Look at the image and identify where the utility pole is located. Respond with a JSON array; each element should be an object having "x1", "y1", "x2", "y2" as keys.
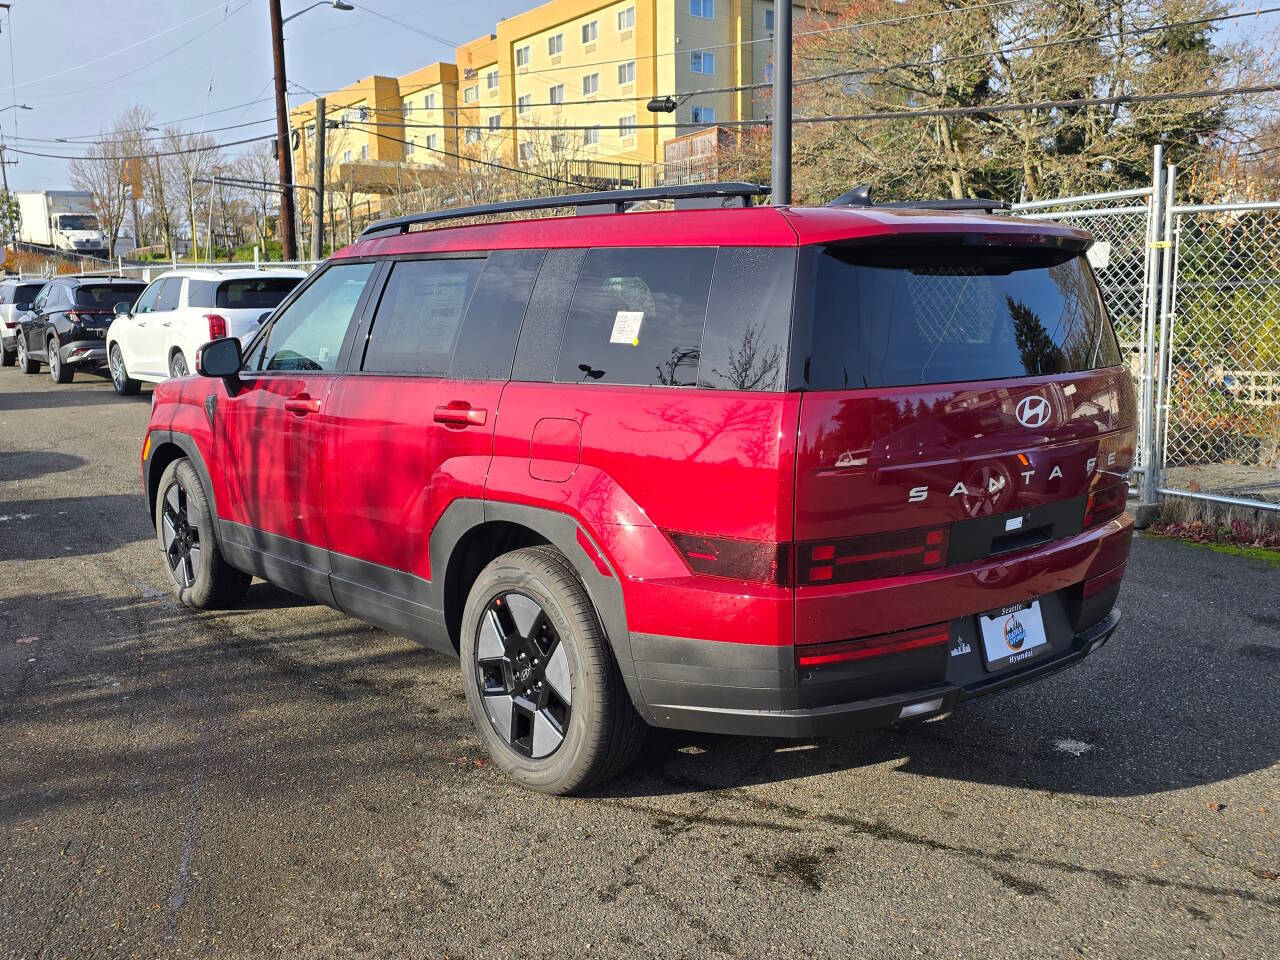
[
  {"x1": 269, "y1": 0, "x2": 298, "y2": 260},
  {"x1": 770, "y1": 0, "x2": 792, "y2": 205},
  {"x1": 0, "y1": 143, "x2": 11, "y2": 244},
  {"x1": 311, "y1": 96, "x2": 325, "y2": 260}
]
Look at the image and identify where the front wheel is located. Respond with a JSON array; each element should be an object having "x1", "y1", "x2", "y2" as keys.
[
  {"x1": 460, "y1": 546, "x2": 646, "y2": 794},
  {"x1": 155, "y1": 457, "x2": 251, "y2": 608},
  {"x1": 17, "y1": 335, "x2": 38, "y2": 374},
  {"x1": 109, "y1": 343, "x2": 141, "y2": 396},
  {"x1": 48, "y1": 337, "x2": 72, "y2": 384}
]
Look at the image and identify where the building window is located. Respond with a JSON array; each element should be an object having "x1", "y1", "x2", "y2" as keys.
[
  {"x1": 516, "y1": 45, "x2": 531, "y2": 67},
  {"x1": 582, "y1": 72, "x2": 599, "y2": 95},
  {"x1": 619, "y1": 114, "x2": 636, "y2": 137},
  {"x1": 463, "y1": 85, "x2": 479, "y2": 103},
  {"x1": 465, "y1": 127, "x2": 481, "y2": 144},
  {"x1": 425, "y1": 133, "x2": 438, "y2": 150},
  {"x1": 518, "y1": 94, "x2": 532, "y2": 114},
  {"x1": 359, "y1": 144, "x2": 369, "y2": 159},
  {"x1": 764, "y1": 6, "x2": 774, "y2": 30},
  {"x1": 401, "y1": 103, "x2": 411, "y2": 120},
  {"x1": 519, "y1": 142, "x2": 533, "y2": 164},
  {"x1": 690, "y1": 51, "x2": 715, "y2": 75},
  {"x1": 548, "y1": 33, "x2": 563, "y2": 56},
  {"x1": 581, "y1": 20, "x2": 598, "y2": 43},
  {"x1": 423, "y1": 93, "x2": 436, "y2": 110},
  {"x1": 583, "y1": 126, "x2": 600, "y2": 145},
  {"x1": 618, "y1": 6, "x2": 634, "y2": 29},
  {"x1": 549, "y1": 84, "x2": 565, "y2": 105},
  {"x1": 404, "y1": 140, "x2": 414, "y2": 158},
  {"x1": 691, "y1": 105, "x2": 715, "y2": 124},
  {"x1": 690, "y1": 0, "x2": 714, "y2": 19},
  {"x1": 551, "y1": 133, "x2": 566, "y2": 152},
  {"x1": 618, "y1": 60, "x2": 635, "y2": 85},
  {"x1": 486, "y1": 69, "x2": 499, "y2": 90},
  {"x1": 488, "y1": 114, "x2": 501, "y2": 130},
  {"x1": 342, "y1": 149, "x2": 352, "y2": 163}
]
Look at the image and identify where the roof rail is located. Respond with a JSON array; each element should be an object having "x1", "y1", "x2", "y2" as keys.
[
  {"x1": 827, "y1": 184, "x2": 1010, "y2": 212},
  {"x1": 360, "y1": 181, "x2": 771, "y2": 238}
]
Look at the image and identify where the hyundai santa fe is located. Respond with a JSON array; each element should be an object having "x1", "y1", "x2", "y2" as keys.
[{"x1": 140, "y1": 183, "x2": 1135, "y2": 794}]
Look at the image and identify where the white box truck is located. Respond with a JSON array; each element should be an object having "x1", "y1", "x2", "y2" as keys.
[{"x1": 16, "y1": 190, "x2": 108, "y2": 258}]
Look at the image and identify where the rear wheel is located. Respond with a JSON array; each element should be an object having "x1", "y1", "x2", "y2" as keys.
[
  {"x1": 48, "y1": 336, "x2": 72, "y2": 384},
  {"x1": 155, "y1": 457, "x2": 251, "y2": 608},
  {"x1": 1, "y1": 343, "x2": 14, "y2": 367},
  {"x1": 169, "y1": 350, "x2": 189, "y2": 379},
  {"x1": 17, "y1": 335, "x2": 38, "y2": 374},
  {"x1": 109, "y1": 343, "x2": 140, "y2": 396},
  {"x1": 460, "y1": 546, "x2": 645, "y2": 794}
]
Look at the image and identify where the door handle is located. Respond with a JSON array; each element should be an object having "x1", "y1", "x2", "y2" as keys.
[
  {"x1": 433, "y1": 403, "x2": 487, "y2": 427},
  {"x1": 284, "y1": 394, "x2": 322, "y2": 415}
]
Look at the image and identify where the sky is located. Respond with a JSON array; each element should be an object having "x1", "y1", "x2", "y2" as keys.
[{"x1": 2, "y1": 0, "x2": 536, "y2": 191}]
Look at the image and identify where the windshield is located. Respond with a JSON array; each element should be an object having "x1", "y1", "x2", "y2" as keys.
[
  {"x1": 57, "y1": 214, "x2": 99, "y2": 231},
  {"x1": 75, "y1": 283, "x2": 145, "y2": 308},
  {"x1": 796, "y1": 243, "x2": 1121, "y2": 389}
]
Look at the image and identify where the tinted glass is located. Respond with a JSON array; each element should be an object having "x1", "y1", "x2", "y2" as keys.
[
  {"x1": 134, "y1": 279, "x2": 164, "y2": 314},
  {"x1": 450, "y1": 249, "x2": 544, "y2": 379},
  {"x1": 186, "y1": 279, "x2": 216, "y2": 309},
  {"x1": 699, "y1": 247, "x2": 795, "y2": 391},
  {"x1": 554, "y1": 246, "x2": 716, "y2": 387},
  {"x1": 362, "y1": 258, "x2": 485, "y2": 375},
  {"x1": 258, "y1": 261, "x2": 374, "y2": 372},
  {"x1": 512, "y1": 248, "x2": 586, "y2": 382},
  {"x1": 153, "y1": 277, "x2": 183, "y2": 312},
  {"x1": 797, "y1": 245, "x2": 1121, "y2": 390},
  {"x1": 217, "y1": 277, "x2": 301, "y2": 309},
  {"x1": 16, "y1": 283, "x2": 44, "y2": 304},
  {"x1": 74, "y1": 283, "x2": 146, "y2": 308}
]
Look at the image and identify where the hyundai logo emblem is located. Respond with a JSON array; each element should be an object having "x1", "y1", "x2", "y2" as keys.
[{"x1": 1015, "y1": 395, "x2": 1052, "y2": 428}]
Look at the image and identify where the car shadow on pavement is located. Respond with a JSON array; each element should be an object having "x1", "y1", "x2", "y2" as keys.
[
  {"x1": 0, "y1": 383, "x2": 147, "y2": 411},
  {"x1": 0, "y1": 451, "x2": 87, "y2": 482},
  {"x1": 0, "y1": 494, "x2": 151, "y2": 559}
]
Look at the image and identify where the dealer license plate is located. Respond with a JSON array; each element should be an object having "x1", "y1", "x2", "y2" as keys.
[{"x1": 979, "y1": 600, "x2": 1048, "y2": 671}]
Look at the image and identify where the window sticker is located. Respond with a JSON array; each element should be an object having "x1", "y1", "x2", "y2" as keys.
[{"x1": 610, "y1": 309, "x2": 644, "y2": 345}]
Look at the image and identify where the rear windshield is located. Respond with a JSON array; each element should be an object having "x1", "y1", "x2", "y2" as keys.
[
  {"x1": 216, "y1": 277, "x2": 300, "y2": 309},
  {"x1": 75, "y1": 283, "x2": 145, "y2": 308},
  {"x1": 795, "y1": 243, "x2": 1121, "y2": 390},
  {"x1": 16, "y1": 283, "x2": 44, "y2": 302}
]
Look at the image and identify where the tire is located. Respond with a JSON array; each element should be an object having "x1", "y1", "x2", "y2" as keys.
[
  {"x1": 48, "y1": 336, "x2": 72, "y2": 384},
  {"x1": 17, "y1": 334, "x2": 38, "y2": 374},
  {"x1": 108, "y1": 343, "x2": 141, "y2": 396},
  {"x1": 169, "y1": 350, "x2": 189, "y2": 379},
  {"x1": 460, "y1": 545, "x2": 646, "y2": 794},
  {"x1": 1, "y1": 344, "x2": 14, "y2": 367},
  {"x1": 155, "y1": 457, "x2": 252, "y2": 608}
]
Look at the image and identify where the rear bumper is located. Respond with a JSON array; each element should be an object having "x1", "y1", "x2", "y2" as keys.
[
  {"x1": 58, "y1": 339, "x2": 107, "y2": 366},
  {"x1": 637, "y1": 609, "x2": 1119, "y2": 738}
]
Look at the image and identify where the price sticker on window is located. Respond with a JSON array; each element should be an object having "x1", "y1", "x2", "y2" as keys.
[{"x1": 610, "y1": 310, "x2": 643, "y2": 346}]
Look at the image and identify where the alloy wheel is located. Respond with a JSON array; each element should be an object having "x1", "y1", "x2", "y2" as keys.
[
  {"x1": 17, "y1": 337, "x2": 26, "y2": 368},
  {"x1": 170, "y1": 353, "x2": 188, "y2": 378},
  {"x1": 473, "y1": 592, "x2": 573, "y2": 759},
  {"x1": 161, "y1": 481, "x2": 201, "y2": 588},
  {"x1": 110, "y1": 345, "x2": 125, "y2": 389},
  {"x1": 48, "y1": 341, "x2": 59, "y2": 380}
]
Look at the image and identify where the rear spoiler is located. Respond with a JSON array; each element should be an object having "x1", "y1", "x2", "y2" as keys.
[{"x1": 828, "y1": 184, "x2": 1012, "y2": 212}]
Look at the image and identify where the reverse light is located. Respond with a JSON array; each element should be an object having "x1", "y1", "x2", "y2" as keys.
[
  {"x1": 205, "y1": 314, "x2": 228, "y2": 340},
  {"x1": 1084, "y1": 481, "x2": 1128, "y2": 528},
  {"x1": 797, "y1": 623, "x2": 950, "y2": 668},
  {"x1": 795, "y1": 524, "x2": 950, "y2": 586},
  {"x1": 667, "y1": 532, "x2": 791, "y2": 586}
]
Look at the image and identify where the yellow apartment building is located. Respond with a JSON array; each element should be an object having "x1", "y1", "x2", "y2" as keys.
[{"x1": 290, "y1": 0, "x2": 811, "y2": 228}]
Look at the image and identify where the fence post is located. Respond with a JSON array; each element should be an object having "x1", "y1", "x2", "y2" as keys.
[
  {"x1": 1138, "y1": 145, "x2": 1165, "y2": 503},
  {"x1": 253, "y1": 245, "x2": 260, "y2": 270},
  {"x1": 1152, "y1": 163, "x2": 1178, "y2": 496}
]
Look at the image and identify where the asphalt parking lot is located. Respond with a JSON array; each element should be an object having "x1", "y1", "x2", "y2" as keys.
[{"x1": 1, "y1": 368, "x2": 1277, "y2": 960}]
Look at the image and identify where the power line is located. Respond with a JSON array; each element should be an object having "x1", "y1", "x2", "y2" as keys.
[{"x1": 5, "y1": 132, "x2": 277, "y2": 162}]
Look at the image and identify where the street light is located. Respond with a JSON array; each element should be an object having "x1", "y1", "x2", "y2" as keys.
[{"x1": 271, "y1": 0, "x2": 353, "y2": 260}]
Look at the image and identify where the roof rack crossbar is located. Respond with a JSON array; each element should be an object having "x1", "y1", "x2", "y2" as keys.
[
  {"x1": 827, "y1": 185, "x2": 1010, "y2": 212},
  {"x1": 360, "y1": 182, "x2": 770, "y2": 238}
]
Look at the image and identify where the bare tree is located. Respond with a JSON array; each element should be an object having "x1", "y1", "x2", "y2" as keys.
[
  {"x1": 68, "y1": 116, "x2": 135, "y2": 258},
  {"x1": 161, "y1": 126, "x2": 219, "y2": 260}
]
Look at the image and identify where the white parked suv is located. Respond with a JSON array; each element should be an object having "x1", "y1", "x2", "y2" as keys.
[{"x1": 105, "y1": 267, "x2": 304, "y2": 393}]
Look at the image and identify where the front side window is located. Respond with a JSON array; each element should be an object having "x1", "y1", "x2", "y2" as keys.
[
  {"x1": 618, "y1": 60, "x2": 635, "y2": 85},
  {"x1": 362, "y1": 258, "x2": 484, "y2": 375},
  {"x1": 153, "y1": 277, "x2": 183, "y2": 312},
  {"x1": 690, "y1": 0, "x2": 714, "y2": 18},
  {"x1": 554, "y1": 247, "x2": 717, "y2": 387},
  {"x1": 133, "y1": 279, "x2": 164, "y2": 314},
  {"x1": 256, "y1": 262, "x2": 374, "y2": 372},
  {"x1": 548, "y1": 33, "x2": 563, "y2": 55}
]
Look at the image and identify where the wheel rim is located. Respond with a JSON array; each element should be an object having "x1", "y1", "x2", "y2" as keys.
[
  {"x1": 474, "y1": 592, "x2": 573, "y2": 759},
  {"x1": 48, "y1": 342, "x2": 59, "y2": 379},
  {"x1": 17, "y1": 337, "x2": 25, "y2": 366},
  {"x1": 110, "y1": 345, "x2": 125, "y2": 388},
  {"x1": 161, "y1": 481, "x2": 201, "y2": 589},
  {"x1": 171, "y1": 354, "x2": 187, "y2": 378}
]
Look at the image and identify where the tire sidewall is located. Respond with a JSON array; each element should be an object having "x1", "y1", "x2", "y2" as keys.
[
  {"x1": 155, "y1": 458, "x2": 218, "y2": 607},
  {"x1": 460, "y1": 553, "x2": 607, "y2": 792}
]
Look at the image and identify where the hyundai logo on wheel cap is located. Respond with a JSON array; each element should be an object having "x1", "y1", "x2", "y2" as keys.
[{"x1": 1015, "y1": 395, "x2": 1052, "y2": 428}]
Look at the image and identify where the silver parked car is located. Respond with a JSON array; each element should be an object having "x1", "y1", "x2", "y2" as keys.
[{"x1": 0, "y1": 277, "x2": 47, "y2": 367}]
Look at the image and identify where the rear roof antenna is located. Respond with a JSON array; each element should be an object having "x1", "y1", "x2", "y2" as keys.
[{"x1": 827, "y1": 184, "x2": 873, "y2": 207}]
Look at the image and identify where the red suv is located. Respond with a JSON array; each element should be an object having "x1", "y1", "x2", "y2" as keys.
[{"x1": 141, "y1": 183, "x2": 1135, "y2": 793}]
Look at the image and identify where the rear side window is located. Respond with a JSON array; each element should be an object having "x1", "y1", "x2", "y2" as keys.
[
  {"x1": 75, "y1": 283, "x2": 145, "y2": 308},
  {"x1": 699, "y1": 247, "x2": 795, "y2": 390},
  {"x1": 17, "y1": 283, "x2": 44, "y2": 304},
  {"x1": 794, "y1": 244, "x2": 1121, "y2": 390},
  {"x1": 554, "y1": 246, "x2": 716, "y2": 387},
  {"x1": 362, "y1": 258, "x2": 485, "y2": 375},
  {"x1": 218, "y1": 277, "x2": 301, "y2": 309}
]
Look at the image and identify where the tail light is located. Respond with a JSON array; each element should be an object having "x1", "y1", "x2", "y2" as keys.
[
  {"x1": 205, "y1": 314, "x2": 228, "y2": 340},
  {"x1": 1084, "y1": 481, "x2": 1128, "y2": 528},
  {"x1": 795, "y1": 524, "x2": 950, "y2": 586},
  {"x1": 67, "y1": 311, "x2": 84, "y2": 325},
  {"x1": 797, "y1": 622, "x2": 950, "y2": 667},
  {"x1": 667, "y1": 532, "x2": 791, "y2": 586}
]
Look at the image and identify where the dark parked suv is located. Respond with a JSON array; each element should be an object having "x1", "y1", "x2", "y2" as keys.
[
  {"x1": 0, "y1": 278, "x2": 47, "y2": 367},
  {"x1": 17, "y1": 276, "x2": 146, "y2": 382},
  {"x1": 141, "y1": 183, "x2": 1136, "y2": 793}
]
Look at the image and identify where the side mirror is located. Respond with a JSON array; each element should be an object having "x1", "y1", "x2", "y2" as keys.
[
  {"x1": 14, "y1": 301, "x2": 30, "y2": 312},
  {"x1": 257, "y1": 310, "x2": 272, "y2": 325},
  {"x1": 113, "y1": 301, "x2": 131, "y2": 318},
  {"x1": 196, "y1": 336, "x2": 242, "y2": 383}
]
